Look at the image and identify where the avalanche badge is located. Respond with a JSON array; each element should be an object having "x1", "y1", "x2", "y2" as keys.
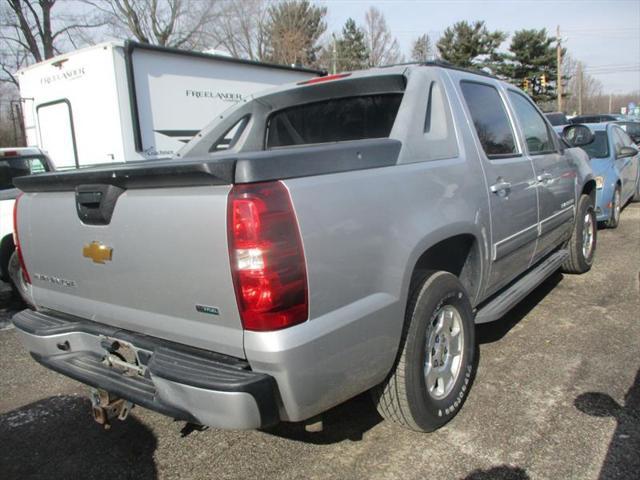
[{"x1": 83, "y1": 241, "x2": 113, "y2": 264}]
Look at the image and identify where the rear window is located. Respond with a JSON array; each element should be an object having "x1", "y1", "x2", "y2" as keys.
[
  {"x1": 0, "y1": 156, "x2": 49, "y2": 190},
  {"x1": 582, "y1": 131, "x2": 609, "y2": 159},
  {"x1": 265, "y1": 94, "x2": 403, "y2": 148}
]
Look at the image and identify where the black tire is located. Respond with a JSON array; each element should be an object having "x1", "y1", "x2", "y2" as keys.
[
  {"x1": 372, "y1": 270, "x2": 476, "y2": 432},
  {"x1": 562, "y1": 194, "x2": 597, "y2": 274},
  {"x1": 605, "y1": 186, "x2": 621, "y2": 229},
  {"x1": 8, "y1": 251, "x2": 34, "y2": 308},
  {"x1": 0, "y1": 235, "x2": 15, "y2": 283}
]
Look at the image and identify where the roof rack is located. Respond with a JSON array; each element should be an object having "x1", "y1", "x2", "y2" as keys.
[{"x1": 380, "y1": 59, "x2": 498, "y2": 79}]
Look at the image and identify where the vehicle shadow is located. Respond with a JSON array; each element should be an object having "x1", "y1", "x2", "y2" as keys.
[
  {"x1": 266, "y1": 271, "x2": 566, "y2": 445},
  {"x1": 265, "y1": 392, "x2": 383, "y2": 444},
  {"x1": 0, "y1": 395, "x2": 158, "y2": 480},
  {"x1": 476, "y1": 271, "x2": 563, "y2": 345},
  {"x1": 0, "y1": 281, "x2": 24, "y2": 329},
  {"x1": 462, "y1": 465, "x2": 530, "y2": 479},
  {"x1": 574, "y1": 368, "x2": 640, "y2": 480}
]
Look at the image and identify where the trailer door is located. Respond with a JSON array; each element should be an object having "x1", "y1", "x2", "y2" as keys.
[{"x1": 37, "y1": 100, "x2": 78, "y2": 169}]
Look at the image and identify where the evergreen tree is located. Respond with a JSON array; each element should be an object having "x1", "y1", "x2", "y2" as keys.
[
  {"x1": 411, "y1": 34, "x2": 433, "y2": 62},
  {"x1": 499, "y1": 28, "x2": 563, "y2": 103},
  {"x1": 266, "y1": 0, "x2": 327, "y2": 67},
  {"x1": 436, "y1": 20, "x2": 506, "y2": 71},
  {"x1": 336, "y1": 18, "x2": 368, "y2": 71}
]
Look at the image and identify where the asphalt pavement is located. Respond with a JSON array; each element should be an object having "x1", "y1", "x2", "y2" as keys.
[{"x1": 1, "y1": 204, "x2": 639, "y2": 480}]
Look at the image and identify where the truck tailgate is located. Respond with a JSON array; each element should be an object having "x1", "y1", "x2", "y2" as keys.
[{"x1": 17, "y1": 185, "x2": 245, "y2": 358}]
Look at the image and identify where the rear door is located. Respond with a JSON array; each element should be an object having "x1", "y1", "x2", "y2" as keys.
[
  {"x1": 506, "y1": 90, "x2": 576, "y2": 261},
  {"x1": 458, "y1": 80, "x2": 538, "y2": 294},
  {"x1": 36, "y1": 100, "x2": 78, "y2": 169},
  {"x1": 613, "y1": 126, "x2": 639, "y2": 201}
]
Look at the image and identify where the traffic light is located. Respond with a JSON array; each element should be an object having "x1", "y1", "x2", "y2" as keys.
[{"x1": 540, "y1": 74, "x2": 547, "y2": 89}]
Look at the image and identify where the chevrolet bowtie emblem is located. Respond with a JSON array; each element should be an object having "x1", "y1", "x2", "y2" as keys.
[{"x1": 83, "y1": 241, "x2": 113, "y2": 264}]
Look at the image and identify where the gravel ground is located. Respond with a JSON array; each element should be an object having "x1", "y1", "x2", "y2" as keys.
[{"x1": 1, "y1": 204, "x2": 639, "y2": 480}]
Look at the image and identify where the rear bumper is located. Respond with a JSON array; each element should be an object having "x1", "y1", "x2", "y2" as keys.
[{"x1": 12, "y1": 309, "x2": 279, "y2": 430}]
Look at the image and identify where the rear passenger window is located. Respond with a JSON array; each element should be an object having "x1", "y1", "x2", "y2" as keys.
[
  {"x1": 507, "y1": 91, "x2": 555, "y2": 154},
  {"x1": 460, "y1": 82, "x2": 517, "y2": 158}
]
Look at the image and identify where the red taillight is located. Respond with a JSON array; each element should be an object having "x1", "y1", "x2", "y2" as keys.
[
  {"x1": 228, "y1": 181, "x2": 308, "y2": 331},
  {"x1": 13, "y1": 193, "x2": 31, "y2": 284}
]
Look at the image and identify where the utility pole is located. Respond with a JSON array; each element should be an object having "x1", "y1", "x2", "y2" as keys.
[
  {"x1": 608, "y1": 93, "x2": 613, "y2": 114},
  {"x1": 577, "y1": 63, "x2": 583, "y2": 115},
  {"x1": 332, "y1": 33, "x2": 337, "y2": 74},
  {"x1": 556, "y1": 25, "x2": 563, "y2": 112}
]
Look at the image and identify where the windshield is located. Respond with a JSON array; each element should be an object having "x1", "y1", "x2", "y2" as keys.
[
  {"x1": 581, "y1": 131, "x2": 609, "y2": 159},
  {"x1": 617, "y1": 122, "x2": 640, "y2": 141},
  {"x1": 0, "y1": 156, "x2": 49, "y2": 190},
  {"x1": 266, "y1": 94, "x2": 403, "y2": 148},
  {"x1": 545, "y1": 113, "x2": 568, "y2": 126}
]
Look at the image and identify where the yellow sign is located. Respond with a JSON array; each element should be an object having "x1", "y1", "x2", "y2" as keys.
[{"x1": 83, "y1": 241, "x2": 113, "y2": 264}]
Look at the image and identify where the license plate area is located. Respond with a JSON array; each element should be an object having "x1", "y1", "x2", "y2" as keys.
[{"x1": 99, "y1": 336, "x2": 149, "y2": 377}]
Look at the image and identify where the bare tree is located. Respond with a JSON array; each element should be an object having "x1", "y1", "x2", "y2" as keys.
[
  {"x1": 411, "y1": 34, "x2": 433, "y2": 62},
  {"x1": 86, "y1": 0, "x2": 220, "y2": 50},
  {"x1": 1, "y1": 0, "x2": 103, "y2": 85},
  {"x1": 212, "y1": 0, "x2": 269, "y2": 61},
  {"x1": 562, "y1": 54, "x2": 604, "y2": 115},
  {"x1": 363, "y1": 6, "x2": 402, "y2": 67}
]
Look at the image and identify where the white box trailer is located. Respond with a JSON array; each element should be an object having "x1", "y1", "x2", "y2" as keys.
[{"x1": 18, "y1": 41, "x2": 321, "y2": 169}]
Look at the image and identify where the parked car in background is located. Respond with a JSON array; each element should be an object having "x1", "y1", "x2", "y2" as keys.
[
  {"x1": 544, "y1": 111, "x2": 569, "y2": 126},
  {"x1": 614, "y1": 121, "x2": 640, "y2": 144},
  {"x1": 569, "y1": 123, "x2": 640, "y2": 228},
  {"x1": 570, "y1": 114, "x2": 621, "y2": 124},
  {"x1": 0, "y1": 147, "x2": 53, "y2": 302}
]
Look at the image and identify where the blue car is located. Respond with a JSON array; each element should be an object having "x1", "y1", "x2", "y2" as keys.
[{"x1": 578, "y1": 123, "x2": 640, "y2": 228}]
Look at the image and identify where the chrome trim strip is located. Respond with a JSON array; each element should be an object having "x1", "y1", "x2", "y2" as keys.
[{"x1": 493, "y1": 223, "x2": 538, "y2": 261}]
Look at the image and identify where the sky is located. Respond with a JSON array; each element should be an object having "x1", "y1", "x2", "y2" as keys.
[{"x1": 318, "y1": 0, "x2": 640, "y2": 94}]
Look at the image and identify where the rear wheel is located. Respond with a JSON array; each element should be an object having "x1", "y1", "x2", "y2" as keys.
[
  {"x1": 8, "y1": 251, "x2": 34, "y2": 308},
  {"x1": 372, "y1": 270, "x2": 476, "y2": 432},
  {"x1": 605, "y1": 186, "x2": 621, "y2": 229},
  {"x1": 562, "y1": 194, "x2": 597, "y2": 274}
]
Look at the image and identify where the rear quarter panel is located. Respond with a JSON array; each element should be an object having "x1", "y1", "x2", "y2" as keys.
[{"x1": 245, "y1": 69, "x2": 492, "y2": 420}]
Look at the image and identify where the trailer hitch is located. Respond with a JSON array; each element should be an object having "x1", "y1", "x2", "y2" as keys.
[{"x1": 90, "y1": 388, "x2": 134, "y2": 430}]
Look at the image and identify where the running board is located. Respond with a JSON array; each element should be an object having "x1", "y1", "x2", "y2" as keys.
[{"x1": 475, "y1": 250, "x2": 569, "y2": 324}]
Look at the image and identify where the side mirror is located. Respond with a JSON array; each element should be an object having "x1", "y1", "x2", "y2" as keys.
[
  {"x1": 617, "y1": 145, "x2": 639, "y2": 158},
  {"x1": 562, "y1": 124, "x2": 594, "y2": 147}
]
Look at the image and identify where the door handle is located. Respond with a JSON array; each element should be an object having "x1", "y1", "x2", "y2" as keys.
[
  {"x1": 490, "y1": 180, "x2": 512, "y2": 194},
  {"x1": 537, "y1": 172, "x2": 553, "y2": 182}
]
